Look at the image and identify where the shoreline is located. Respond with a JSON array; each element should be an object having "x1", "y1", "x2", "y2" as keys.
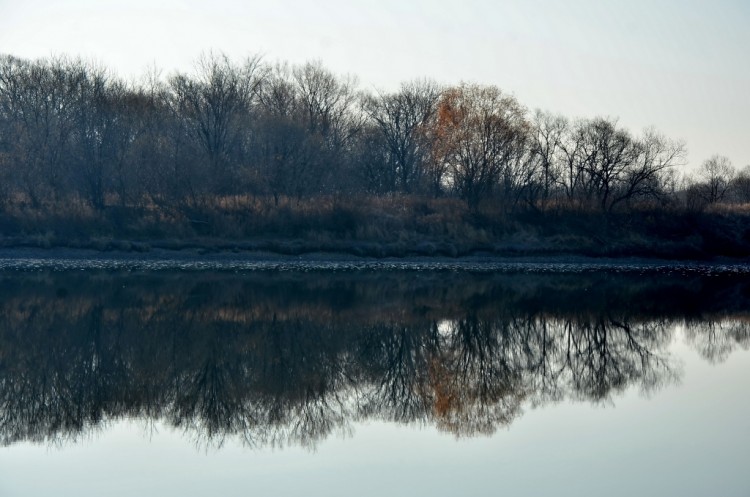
[{"x1": 0, "y1": 244, "x2": 748, "y2": 273}]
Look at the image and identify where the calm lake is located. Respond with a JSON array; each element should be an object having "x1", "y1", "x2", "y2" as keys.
[{"x1": 0, "y1": 260, "x2": 749, "y2": 496}]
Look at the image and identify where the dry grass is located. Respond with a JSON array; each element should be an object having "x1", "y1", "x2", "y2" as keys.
[{"x1": 0, "y1": 193, "x2": 749, "y2": 258}]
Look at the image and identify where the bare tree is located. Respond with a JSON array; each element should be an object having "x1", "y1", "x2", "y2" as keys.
[
  {"x1": 67, "y1": 61, "x2": 133, "y2": 209},
  {"x1": 432, "y1": 84, "x2": 529, "y2": 208},
  {"x1": 527, "y1": 110, "x2": 568, "y2": 208},
  {"x1": 363, "y1": 80, "x2": 442, "y2": 193},
  {"x1": 613, "y1": 128, "x2": 685, "y2": 209},
  {"x1": 553, "y1": 119, "x2": 589, "y2": 205},
  {"x1": 576, "y1": 118, "x2": 640, "y2": 211},
  {"x1": 292, "y1": 61, "x2": 361, "y2": 152},
  {"x1": 291, "y1": 61, "x2": 364, "y2": 195},
  {"x1": 694, "y1": 155, "x2": 736, "y2": 204},
  {"x1": 352, "y1": 122, "x2": 394, "y2": 194},
  {"x1": 253, "y1": 62, "x2": 358, "y2": 202},
  {"x1": 254, "y1": 111, "x2": 317, "y2": 205},
  {"x1": 0, "y1": 55, "x2": 81, "y2": 206},
  {"x1": 730, "y1": 165, "x2": 750, "y2": 203},
  {"x1": 550, "y1": 119, "x2": 683, "y2": 211},
  {"x1": 125, "y1": 66, "x2": 182, "y2": 209},
  {"x1": 169, "y1": 52, "x2": 264, "y2": 192}
]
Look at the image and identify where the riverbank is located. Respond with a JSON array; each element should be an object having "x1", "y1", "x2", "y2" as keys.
[
  {"x1": 0, "y1": 236, "x2": 746, "y2": 262},
  {"x1": 2, "y1": 198, "x2": 749, "y2": 261},
  {"x1": 0, "y1": 246, "x2": 748, "y2": 276},
  {"x1": 0, "y1": 229, "x2": 746, "y2": 262}
]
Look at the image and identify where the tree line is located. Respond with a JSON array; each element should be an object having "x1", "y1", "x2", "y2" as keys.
[{"x1": 0, "y1": 52, "x2": 747, "y2": 220}]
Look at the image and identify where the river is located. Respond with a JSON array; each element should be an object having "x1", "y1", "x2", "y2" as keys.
[{"x1": 0, "y1": 260, "x2": 748, "y2": 496}]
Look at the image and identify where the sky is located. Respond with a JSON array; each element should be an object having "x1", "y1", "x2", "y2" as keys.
[{"x1": 1, "y1": 0, "x2": 748, "y2": 172}]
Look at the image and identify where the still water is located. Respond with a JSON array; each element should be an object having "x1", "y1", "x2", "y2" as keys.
[{"x1": 0, "y1": 263, "x2": 748, "y2": 496}]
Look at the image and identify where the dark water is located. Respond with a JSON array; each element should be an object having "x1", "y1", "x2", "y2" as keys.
[{"x1": 0, "y1": 264, "x2": 749, "y2": 496}]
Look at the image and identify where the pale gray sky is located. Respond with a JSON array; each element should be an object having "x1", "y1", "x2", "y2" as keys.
[{"x1": 1, "y1": 0, "x2": 748, "y2": 171}]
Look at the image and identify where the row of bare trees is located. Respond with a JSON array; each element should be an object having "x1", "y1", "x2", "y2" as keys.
[{"x1": 0, "y1": 52, "x2": 745, "y2": 215}]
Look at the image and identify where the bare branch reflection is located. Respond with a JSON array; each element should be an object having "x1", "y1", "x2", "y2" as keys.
[{"x1": 0, "y1": 271, "x2": 747, "y2": 448}]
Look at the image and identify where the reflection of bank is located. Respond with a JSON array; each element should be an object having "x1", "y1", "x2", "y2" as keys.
[{"x1": 0, "y1": 270, "x2": 747, "y2": 448}]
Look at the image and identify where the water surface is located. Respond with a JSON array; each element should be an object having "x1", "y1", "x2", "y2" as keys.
[{"x1": 0, "y1": 264, "x2": 748, "y2": 496}]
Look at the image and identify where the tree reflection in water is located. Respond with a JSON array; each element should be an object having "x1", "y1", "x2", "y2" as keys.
[{"x1": 0, "y1": 271, "x2": 747, "y2": 448}]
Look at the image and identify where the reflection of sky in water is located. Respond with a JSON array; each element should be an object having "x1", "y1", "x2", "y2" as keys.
[{"x1": 1, "y1": 327, "x2": 748, "y2": 497}]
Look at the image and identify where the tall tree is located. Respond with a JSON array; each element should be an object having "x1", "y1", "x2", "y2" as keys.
[
  {"x1": 577, "y1": 118, "x2": 638, "y2": 211},
  {"x1": 432, "y1": 84, "x2": 529, "y2": 208},
  {"x1": 291, "y1": 61, "x2": 363, "y2": 195},
  {"x1": 363, "y1": 80, "x2": 442, "y2": 193},
  {"x1": 169, "y1": 52, "x2": 263, "y2": 193},
  {"x1": 695, "y1": 155, "x2": 735, "y2": 204},
  {"x1": 527, "y1": 110, "x2": 568, "y2": 208},
  {"x1": 0, "y1": 55, "x2": 80, "y2": 206}
]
